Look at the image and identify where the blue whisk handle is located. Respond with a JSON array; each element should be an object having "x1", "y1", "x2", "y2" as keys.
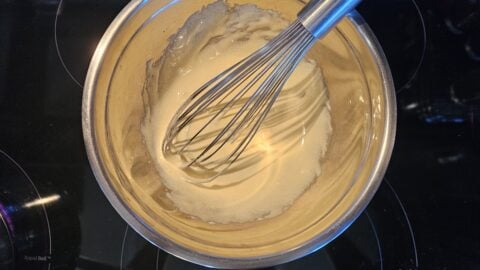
[{"x1": 298, "y1": 0, "x2": 362, "y2": 38}]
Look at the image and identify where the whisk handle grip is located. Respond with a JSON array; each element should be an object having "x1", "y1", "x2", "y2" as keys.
[{"x1": 298, "y1": 0, "x2": 361, "y2": 38}]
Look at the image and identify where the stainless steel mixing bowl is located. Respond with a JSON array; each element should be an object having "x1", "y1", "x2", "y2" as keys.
[{"x1": 82, "y1": 0, "x2": 396, "y2": 268}]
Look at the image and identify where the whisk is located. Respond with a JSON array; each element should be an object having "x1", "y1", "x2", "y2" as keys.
[{"x1": 163, "y1": 0, "x2": 361, "y2": 177}]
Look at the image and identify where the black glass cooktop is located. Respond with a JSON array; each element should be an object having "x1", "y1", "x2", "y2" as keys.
[{"x1": 1, "y1": 0, "x2": 479, "y2": 269}]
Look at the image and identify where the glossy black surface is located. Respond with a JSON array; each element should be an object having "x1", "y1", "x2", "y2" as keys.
[{"x1": 0, "y1": 0, "x2": 479, "y2": 269}]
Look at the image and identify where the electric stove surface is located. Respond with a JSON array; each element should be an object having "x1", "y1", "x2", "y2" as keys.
[{"x1": 0, "y1": 0, "x2": 479, "y2": 269}]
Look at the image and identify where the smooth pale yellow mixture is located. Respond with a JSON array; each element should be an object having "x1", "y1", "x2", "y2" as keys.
[{"x1": 142, "y1": 2, "x2": 332, "y2": 224}]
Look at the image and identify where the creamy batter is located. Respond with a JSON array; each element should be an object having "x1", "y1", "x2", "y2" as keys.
[{"x1": 142, "y1": 2, "x2": 332, "y2": 224}]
